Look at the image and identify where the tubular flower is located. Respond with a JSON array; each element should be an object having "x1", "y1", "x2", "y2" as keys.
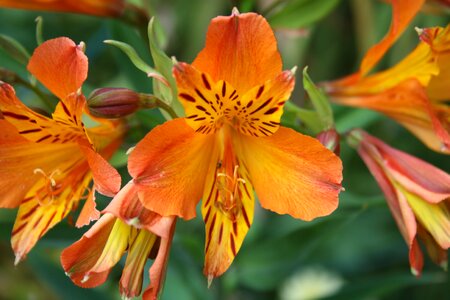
[
  {"x1": 128, "y1": 11, "x2": 343, "y2": 279},
  {"x1": 324, "y1": 0, "x2": 450, "y2": 154},
  {"x1": 0, "y1": 37, "x2": 124, "y2": 263},
  {"x1": 0, "y1": 0, "x2": 124, "y2": 17},
  {"x1": 61, "y1": 181, "x2": 176, "y2": 300},
  {"x1": 348, "y1": 129, "x2": 450, "y2": 276}
]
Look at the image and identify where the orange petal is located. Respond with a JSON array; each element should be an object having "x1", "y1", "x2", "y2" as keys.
[
  {"x1": 11, "y1": 187, "x2": 78, "y2": 264},
  {"x1": 0, "y1": 0, "x2": 125, "y2": 16},
  {"x1": 234, "y1": 127, "x2": 343, "y2": 221},
  {"x1": 202, "y1": 130, "x2": 255, "y2": 278},
  {"x1": 192, "y1": 12, "x2": 282, "y2": 94},
  {"x1": 0, "y1": 83, "x2": 84, "y2": 144},
  {"x1": 120, "y1": 229, "x2": 158, "y2": 299},
  {"x1": 417, "y1": 225, "x2": 448, "y2": 270},
  {"x1": 364, "y1": 132, "x2": 450, "y2": 203},
  {"x1": 173, "y1": 62, "x2": 228, "y2": 134},
  {"x1": 79, "y1": 144, "x2": 121, "y2": 197},
  {"x1": 334, "y1": 79, "x2": 450, "y2": 153},
  {"x1": 0, "y1": 141, "x2": 84, "y2": 209},
  {"x1": 61, "y1": 214, "x2": 129, "y2": 287},
  {"x1": 235, "y1": 70, "x2": 295, "y2": 137},
  {"x1": 128, "y1": 119, "x2": 215, "y2": 219},
  {"x1": 359, "y1": 0, "x2": 425, "y2": 77},
  {"x1": 75, "y1": 190, "x2": 100, "y2": 228},
  {"x1": 143, "y1": 218, "x2": 176, "y2": 300},
  {"x1": 27, "y1": 37, "x2": 88, "y2": 100},
  {"x1": 409, "y1": 238, "x2": 424, "y2": 276},
  {"x1": 104, "y1": 181, "x2": 173, "y2": 237},
  {"x1": 356, "y1": 139, "x2": 416, "y2": 244}
]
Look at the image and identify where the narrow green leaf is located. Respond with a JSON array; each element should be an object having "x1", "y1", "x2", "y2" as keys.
[
  {"x1": 303, "y1": 67, "x2": 334, "y2": 130},
  {"x1": 35, "y1": 16, "x2": 44, "y2": 46},
  {"x1": 104, "y1": 39, "x2": 166, "y2": 83},
  {"x1": 268, "y1": 0, "x2": 341, "y2": 29},
  {"x1": 284, "y1": 101, "x2": 323, "y2": 133},
  {"x1": 148, "y1": 17, "x2": 185, "y2": 118},
  {"x1": 0, "y1": 34, "x2": 30, "y2": 65}
]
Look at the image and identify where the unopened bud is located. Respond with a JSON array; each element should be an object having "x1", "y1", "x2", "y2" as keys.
[
  {"x1": 87, "y1": 88, "x2": 140, "y2": 118},
  {"x1": 317, "y1": 128, "x2": 340, "y2": 155}
]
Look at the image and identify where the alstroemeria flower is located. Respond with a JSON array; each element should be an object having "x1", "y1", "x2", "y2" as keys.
[
  {"x1": 61, "y1": 181, "x2": 175, "y2": 300},
  {"x1": 348, "y1": 129, "x2": 449, "y2": 275},
  {"x1": 0, "y1": 0, "x2": 124, "y2": 17},
  {"x1": 324, "y1": 0, "x2": 450, "y2": 154},
  {"x1": 0, "y1": 37, "x2": 124, "y2": 263},
  {"x1": 128, "y1": 11, "x2": 343, "y2": 279}
]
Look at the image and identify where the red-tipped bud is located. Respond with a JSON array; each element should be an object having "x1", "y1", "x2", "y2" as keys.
[
  {"x1": 317, "y1": 128, "x2": 340, "y2": 155},
  {"x1": 87, "y1": 88, "x2": 141, "y2": 118}
]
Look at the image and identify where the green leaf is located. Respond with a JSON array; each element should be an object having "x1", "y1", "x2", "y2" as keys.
[
  {"x1": 35, "y1": 16, "x2": 44, "y2": 46},
  {"x1": 268, "y1": 0, "x2": 341, "y2": 29},
  {"x1": 148, "y1": 18, "x2": 185, "y2": 118},
  {"x1": 0, "y1": 34, "x2": 30, "y2": 65},
  {"x1": 104, "y1": 39, "x2": 166, "y2": 82},
  {"x1": 303, "y1": 66, "x2": 334, "y2": 130}
]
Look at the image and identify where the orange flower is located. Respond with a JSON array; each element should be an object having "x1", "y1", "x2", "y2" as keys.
[
  {"x1": 61, "y1": 181, "x2": 175, "y2": 300},
  {"x1": 128, "y1": 11, "x2": 343, "y2": 280},
  {"x1": 348, "y1": 129, "x2": 449, "y2": 275},
  {"x1": 0, "y1": 37, "x2": 124, "y2": 263},
  {"x1": 324, "y1": 0, "x2": 450, "y2": 154},
  {"x1": 0, "y1": 0, "x2": 124, "y2": 17}
]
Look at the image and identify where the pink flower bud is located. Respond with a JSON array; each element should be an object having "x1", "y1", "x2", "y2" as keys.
[
  {"x1": 87, "y1": 88, "x2": 140, "y2": 118},
  {"x1": 317, "y1": 128, "x2": 340, "y2": 155}
]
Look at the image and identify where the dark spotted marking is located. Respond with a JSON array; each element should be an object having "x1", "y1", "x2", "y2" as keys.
[
  {"x1": 256, "y1": 85, "x2": 265, "y2": 99},
  {"x1": 195, "y1": 89, "x2": 210, "y2": 104},
  {"x1": 201, "y1": 73, "x2": 211, "y2": 90},
  {"x1": 11, "y1": 222, "x2": 27, "y2": 236},
  {"x1": 60, "y1": 101, "x2": 71, "y2": 117},
  {"x1": 250, "y1": 98, "x2": 272, "y2": 114},
  {"x1": 221, "y1": 82, "x2": 227, "y2": 97},
  {"x1": 39, "y1": 211, "x2": 57, "y2": 238},
  {"x1": 36, "y1": 134, "x2": 52, "y2": 143},
  {"x1": 264, "y1": 107, "x2": 278, "y2": 115},
  {"x1": 19, "y1": 128, "x2": 42, "y2": 134},
  {"x1": 20, "y1": 204, "x2": 39, "y2": 220},
  {"x1": 3, "y1": 111, "x2": 29, "y2": 120},
  {"x1": 195, "y1": 105, "x2": 207, "y2": 112},
  {"x1": 218, "y1": 224, "x2": 224, "y2": 244},
  {"x1": 179, "y1": 93, "x2": 196, "y2": 102},
  {"x1": 230, "y1": 235, "x2": 237, "y2": 256},
  {"x1": 186, "y1": 114, "x2": 198, "y2": 119}
]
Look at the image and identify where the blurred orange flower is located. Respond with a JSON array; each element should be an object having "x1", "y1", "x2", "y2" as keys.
[
  {"x1": 0, "y1": 0, "x2": 124, "y2": 17},
  {"x1": 128, "y1": 11, "x2": 343, "y2": 280},
  {"x1": 61, "y1": 181, "x2": 175, "y2": 300},
  {"x1": 348, "y1": 129, "x2": 449, "y2": 275},
  {"x1": 0, "y1": 37, "x2": 124, "y2": 263},
  {"x1": 324, "y1": 0, "x2": 450, "y2": 154}
]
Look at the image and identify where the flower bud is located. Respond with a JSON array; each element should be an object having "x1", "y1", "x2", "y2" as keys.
[
  {"x1": 317, "y1": 128, "x2": 340, "y2": 155},
  {"x1": 87, "y1": 88, "x2": 140, "y2": 118}
]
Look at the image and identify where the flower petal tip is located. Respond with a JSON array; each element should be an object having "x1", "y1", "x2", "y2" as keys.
[
  {"x1": 78, "y1": 41, "x2": 86, "y2": 53},
  {"x1": 207, "y1": 274, "x2": 214, "y2": 288},
  {"x1": 410, "y1": 267, "x2": 421, "y2": 277},
  {"x1": 14, "y1": 253, "x2": 23, "y2": 266},
  {"x1": 231, "y1": 7, "x2": 240, "y2": 16}
]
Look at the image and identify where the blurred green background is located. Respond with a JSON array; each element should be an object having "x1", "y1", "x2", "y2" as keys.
[{"x1": 0, "y1": 0, "x2": 449, "y2": 299}]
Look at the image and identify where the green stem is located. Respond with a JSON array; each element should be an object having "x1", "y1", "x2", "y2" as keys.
[
  {"x1": 0, "y1": 68, "x2": 55, "y2": 110},
  {"x1": 16, "y1": 77, "x2": 55, "y2": 110},
  {"x1": 139, "y1": 93, "x2": 179, "y2": 119}
]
